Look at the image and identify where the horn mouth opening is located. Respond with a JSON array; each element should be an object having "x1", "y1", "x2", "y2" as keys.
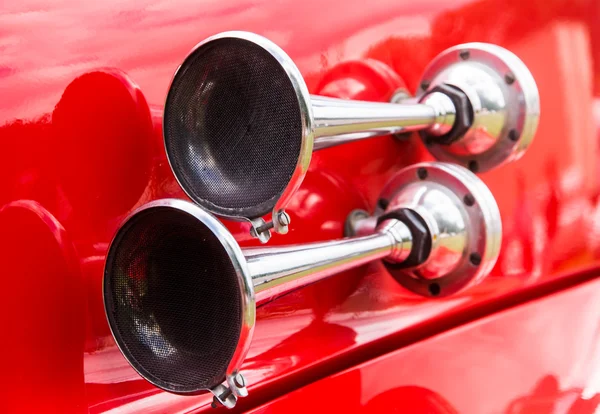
[
  {"x1": 103, "y1": 201, "x2": 249, "y2": 393},
  {"x1": 164, "y1": 32, "x2": 312, "y2": 220}
]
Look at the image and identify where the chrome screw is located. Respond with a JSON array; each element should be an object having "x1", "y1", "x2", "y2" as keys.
[
  {"x1": 233, "y1": 373, "x2": 246, "y2": 388},
  {"x1": 504, "y1": 72, "x2": 515, "y2": 85},
  {"x1": 277, "y1": 212, "x2": 290, "y2": 227}
]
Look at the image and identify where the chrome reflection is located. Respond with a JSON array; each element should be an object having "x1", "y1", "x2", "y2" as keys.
[
  {"x1": 416, "y1": 43, "x2": 540, "y2": 172},
  {"x1": 164, "y1": 32, "x2": 537, "y2": 242},
  {"x1": 348, "y1": 162, "x2": 502, "y2": 296},
  {"x1": 104, "y1": 162, "x2": 502, "y2": 408}
]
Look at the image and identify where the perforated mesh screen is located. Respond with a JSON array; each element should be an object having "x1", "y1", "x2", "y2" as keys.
[
  {"x1": 104, "y1": 206, "x2": 243, "y2": 393},
  {"x1": 164, "y1": 37, "x2": 304, "y2": 219}
]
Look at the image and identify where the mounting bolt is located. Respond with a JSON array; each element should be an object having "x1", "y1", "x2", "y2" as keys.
[
  {"x1": 508, "y1": 129, "x2": 520, "y2": 141},
  {"x1": 463, "y1": 194, "x2": 475, "y2": 207},
  {"x1": 344, "y1": 209, "x2": 371, "y2": 237},
  {"x1": 277, "y1": 211, "x2": 290, "y2": 227},
  {"x1": 250, "y1": 218, "x2": 273, "y2": 243},
  {"x1": 390, "y1": 88, "x2": 411, "y2": 104},
  {"x1": 468, "y1": 160, "x2": 479, "y2": 173},
  {"x1": 233, "y1": 373, "x2": 246, "y2": 389},
  {"x1": 254, "y1": 221, "x2": 274, "y2": 234},
  {"x1": 469, "y1": 252, "x2": 482, "y2": 266},
  {"x1": 428, "y1": 283, "x2": 441, "y2": 296},
  {"x1": 377, "y1": 199, "x2": 390, "y2": 210},
  {"x1": 504, "y1": 72, "x2": 515, "y2": 85},
  {"x1": 459, "y1": 49, "x2": 470, "y2": 60},
  {"x1": 420, "y1": 80, "x2": 431, "y2": 91}
]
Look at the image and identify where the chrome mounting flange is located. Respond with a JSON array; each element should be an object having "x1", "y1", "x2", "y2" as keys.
[
  {"x1": 348, "y1": 162, "x2": 502, "y2": 297},
  {"x1": 414, "y1": 43, "x2": 540, "y2": 173}
]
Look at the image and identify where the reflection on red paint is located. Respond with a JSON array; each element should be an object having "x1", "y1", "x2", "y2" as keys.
[
  {"x1": 52, "y1": 70, "x2": 154, "y2": 231},
  {"x1": 249, "y1": 280, "x2": 600, "y2": 414},
  {"x1": 1, "y1": 0, "x2": 600, "y2": 412},
  {"x1": 506, "y1": 375, "x2": 600, "y2": 414},
  {"x1": 316, "y1": 59, "x2": 406, "y2": 101},
  {"x1": 0, "y1": 201, "x2": 85, "y2": 413}
]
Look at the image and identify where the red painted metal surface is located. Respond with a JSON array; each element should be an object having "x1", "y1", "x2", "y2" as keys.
[
  {"x1": 249, "y1": 278, "x2": 600, "y2": 414},
  {"x1": 1, "y1": 0, "x2": 600, "y2": 412}
]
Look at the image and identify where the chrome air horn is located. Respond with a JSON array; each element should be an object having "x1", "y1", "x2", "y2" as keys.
[
  {"x1": 163, "y1": 31, "x2": 538, "y2": 241},
  {"x1": 103, "y1": 162, "x2": 501, "y2": 408},
  {"x1": 347, "y1": 162, "x2": 502, "y2": 296}
]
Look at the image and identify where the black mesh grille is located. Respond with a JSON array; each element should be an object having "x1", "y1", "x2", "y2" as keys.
[
  {"x1": 164, "y1": 37, "x2": 304, "y2": 219},
  {"x1": 104, "y1": 207, "x2": 243, "y2": 393}
]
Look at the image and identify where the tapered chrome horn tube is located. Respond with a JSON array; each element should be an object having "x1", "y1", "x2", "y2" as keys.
[
  {"x1": 311, "y1": 94, "x2": 455, "y2": 150},
  {"x1": 246, "y1": 217, "x2": 411, "y2": 304},
  {"x1": 163, "y1": 31, "x2": 537, "y2": 240}
]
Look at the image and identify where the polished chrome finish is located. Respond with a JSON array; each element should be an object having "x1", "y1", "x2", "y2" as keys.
[
  {"x1": 210, "y1": 384, "x2": 237, "y2": 409},
  {"x1": 420, "y1": 92, "x2": 457, "y2": 137},
  {"x1": 249, "y1": 217, "x2": 272, "y2": 243},
  {"x1": 347, "y1": 212, "x2": 378, "y2": 238},
  {"x1": 109, "y1": 163, "x2": 500, "y2": 408},
  {"x1": 273, "y1": 210, "x2": 291, "y2": 235},
  {"x1": 111, "y1": 199, "x2": 416, "y2": 408},
  {"x1": 311, "y1": 96, "x2": 444, "y2": 150},
  {"x1": 249, "y1": 211, "x2": 291, "y2": 243},
  {"x1": 227, "y1": 372, "x2": 248, "y2": 398},
  {"x1": 209, "y1": 372, "x2": 248, "y2": 408},
  {"x1": 233, "y1": 373, "x2": 246, "y2": 389},
  {"x1": 165, "y1": 31, "x2": 313, "y2": 239},
  {"x1": 377, "y1": 219, "x2": 413, "y2": 263},
  {"x1": 349, "y1": 162, "x2": 502, "y2": 296},
  {"x1": 418, "y1": 43, "x2": 540, "y2": 172},
  {"x1": 382, "y1": 181, "x2": 467, "y2": 279},
  {"x1": 246, "y1": 219, "x2": 412, "y2": 303},
  {"x1": 166, "y1": 33, "x2": 533, "y2": 243},
  {"x1": 390, "y1": 88, "x2": 413, "y2": 105},
  {"x1": 104, "y1": 199, "x2": 256, "y2": 407},
  {"x1": 166, "y1": 31, "x2": 462, "y2": 242}
]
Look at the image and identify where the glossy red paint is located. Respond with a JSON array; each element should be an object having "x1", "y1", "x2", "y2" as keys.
[
  {"x1": 1, "y1": 0, "x2": 600, "y2": 412},
  {"x1": 249, "y1": 278, "x2": 600, "y2": 414},
  {"x1": 0, "y1": 201, "x2": 86, "y2": 413}
]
